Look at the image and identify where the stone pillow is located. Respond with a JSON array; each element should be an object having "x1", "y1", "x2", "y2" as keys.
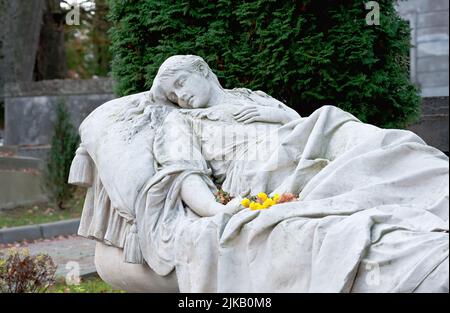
[{"x1": 72, "y1": 91, "x2": 175, "y2": 218}]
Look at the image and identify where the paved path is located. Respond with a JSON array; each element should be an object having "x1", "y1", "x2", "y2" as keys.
[{"x1": 0, "y1": 235, "x2": 96, "y2": 278}]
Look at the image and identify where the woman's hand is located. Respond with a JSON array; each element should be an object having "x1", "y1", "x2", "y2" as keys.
[
  {"x1": 233, "y1": 105, "x2": 293, "y2": 124},
  {"x1": 208, "y1": 196, "x2": 243, "y2": 216},
  {"x1": 181, "y1": 175, "x2": 244, "y2": 217},
  {"x1": 222, "y1": 196, "x2": 244, "y2": 215}
]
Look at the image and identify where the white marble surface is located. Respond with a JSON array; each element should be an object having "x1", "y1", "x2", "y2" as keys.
[{"x1": 70, "y1": 55, "x2": 449, "y2": 293}]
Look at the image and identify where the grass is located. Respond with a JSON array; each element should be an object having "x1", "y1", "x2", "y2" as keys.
[
  {"x1": 0, "y1": 187, "x2": 86, "y2": 229},
  {"x1": 47, "y1": 275, "x2": 125, "y2": 293}
]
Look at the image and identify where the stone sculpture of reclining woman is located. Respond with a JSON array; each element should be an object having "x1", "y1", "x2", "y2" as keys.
[
  {"x1": 70, "y1": 55, "x2": 449, "y2": 293},
  {"x1": 127, "y1": 54, "x2": 302, "y2": 217}
]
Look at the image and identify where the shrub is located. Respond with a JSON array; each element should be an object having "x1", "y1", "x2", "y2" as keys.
[
  {"x1": 44, "y1": 100, "x2": 80, "y2": 209},
  {"x1": 108, "y1": 0, "x2": 420, "y2": 128},
  {"x1": 0, "y1": 248, "x2": 57, "y2": 293}
]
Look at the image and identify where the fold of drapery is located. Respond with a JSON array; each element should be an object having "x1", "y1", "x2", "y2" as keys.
[
  {"x1": 172, "y1": 106, "x2": 449, "y2": 292},
  {"x1": 135, "y1": 164, "x2": 217, "y2": 276},
  {"x1": 76, "y1": 103, "x2": 449, "y2": 292},
  {"x1": 78, "y1": 167, "x2": 132, "y2": 250}
]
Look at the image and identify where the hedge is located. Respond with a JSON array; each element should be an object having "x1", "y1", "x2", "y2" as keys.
[{"x1": 108, "y1": 0, "x2": 420, "y2": 128}]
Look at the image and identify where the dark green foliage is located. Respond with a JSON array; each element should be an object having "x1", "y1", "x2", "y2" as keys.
[
  {"x1": 45, "y1": 101, "x2": 79, "y2": 209},
  {"x1": 108, "y1": 0, "x2": 420, "y2": 128}
]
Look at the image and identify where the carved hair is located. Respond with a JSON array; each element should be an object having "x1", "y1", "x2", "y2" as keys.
[
  {"x1": 155, "y1": 55, "x2": 221, "y2": 86},
  {"x1": 149, "y1": 55, "x2": 222, "y2": 104}
]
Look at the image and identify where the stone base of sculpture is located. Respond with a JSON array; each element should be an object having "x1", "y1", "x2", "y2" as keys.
[{"x1": 94, "y1": 242, "x2": 179, "y2": 293}]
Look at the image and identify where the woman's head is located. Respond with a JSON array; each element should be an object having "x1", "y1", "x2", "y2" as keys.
[{"x1": 150, "y1": 55, "x2": 222, "y2": 109}]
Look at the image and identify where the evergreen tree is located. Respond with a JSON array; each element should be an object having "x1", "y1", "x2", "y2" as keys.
[
  {"x1": 108, "y1": 0, "x2": 420, "y2": 128},
  {"x1": 45, "y1": 101, "x2": 79, "y2": 209}
]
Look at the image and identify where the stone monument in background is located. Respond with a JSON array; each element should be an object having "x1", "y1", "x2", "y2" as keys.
[{"x1": 396, "y1": 0, "x2": 449, "y2": 153}]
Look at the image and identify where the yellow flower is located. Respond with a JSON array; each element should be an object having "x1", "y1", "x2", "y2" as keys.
[
  {"x1": 241, "y1": 198, "x2": 251, "y2": 208},
  {"x1": 250, "y1": 202, "x2": 265, "y2": 211},
  {"x1": 273, "y1": 193, "x2": 280, "y2": 203},
  {"x1": 263, "y1": 198, "x2": 275, "y2": 208},
  {"x1": 257, "y1": 192, "x2": 268, "y2": 202}
]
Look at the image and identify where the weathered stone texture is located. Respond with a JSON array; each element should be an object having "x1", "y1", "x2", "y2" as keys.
[{"x1": 4, "y1": 78, "x2": 116, "y2": 146}]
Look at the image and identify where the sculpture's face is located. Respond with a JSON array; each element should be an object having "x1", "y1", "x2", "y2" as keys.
[{"x1": 160, "y1": 70, "x2": 212, "y2": 109}]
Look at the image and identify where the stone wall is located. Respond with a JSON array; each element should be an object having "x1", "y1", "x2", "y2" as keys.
[
  {"x1": 408, "y1": 96, "x2": 449, "y2": 153},
  {"x1": 4, "y1": 78, "x2": 116, "y2": 149},
  {"x1": 396, "y1": 0, "x2": 449, "y2": 97}
]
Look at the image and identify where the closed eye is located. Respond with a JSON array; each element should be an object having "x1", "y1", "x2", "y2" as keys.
[{"x1": 176, "y1": 78, "x2": 185, "y2": 87}]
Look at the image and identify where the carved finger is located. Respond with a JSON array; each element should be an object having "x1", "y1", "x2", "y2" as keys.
[
  {"x1": 233, "y1": 106, "x2": 257, "y2": 117},
  {"x1": 234, "y1": 107, "x2": 256, "y2": 118},
  {"x1": 235, "y1": 111, "x2": 258, "y2": 121},
  {"x1": 243, "y1": 116, "x2": 258, "y2": 124},
  {"x1": 235, "y1": 111, "x2": 257, "y2": 120},
  {"x1": 235, "y1": 112, "x2": 259, "y2": 122},
  {"x1": 234, "y1": 108, "x2": 258, "y2": 120}
]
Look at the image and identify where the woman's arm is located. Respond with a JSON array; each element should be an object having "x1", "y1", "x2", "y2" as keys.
[
  {"x1": 180, "y1": 174, "x2": 221, "y2": 217},
  {"x1": 233, "y1": 105, "x2": 299, "y2": 124},
  {"x1": 232, "y1": 90, "x2": 301, "y2": 124},
  {"x1": 180, "y1": 174, "x2": 242, "y2": 217}
]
